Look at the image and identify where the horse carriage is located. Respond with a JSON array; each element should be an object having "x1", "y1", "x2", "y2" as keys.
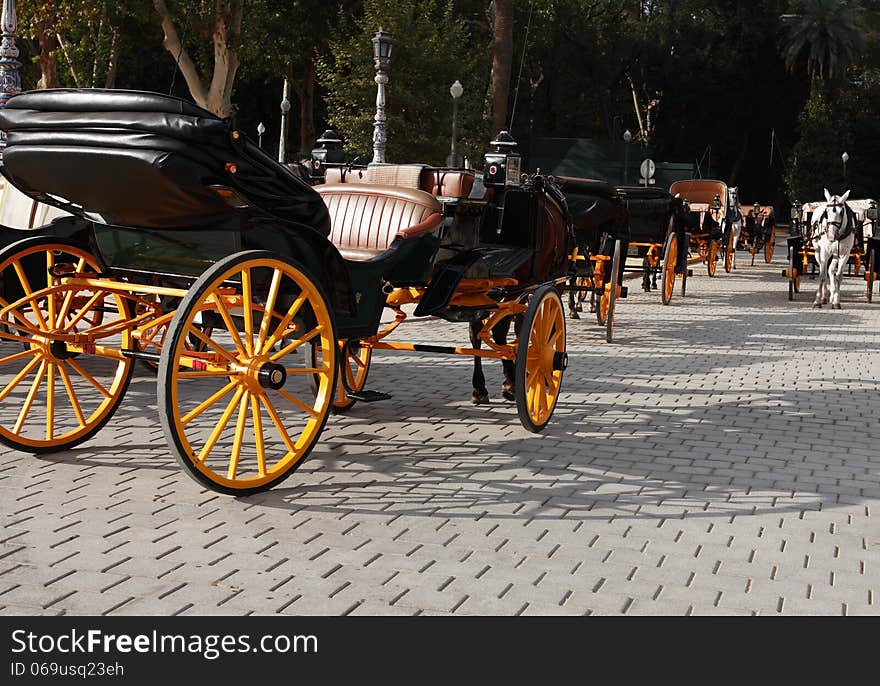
[
  {"x1": 0, "y1": 89, "x2": 579, "y2": 494},
  {"x1": 739, "y1": 202, "x2": 776, "y2": 266},
  {"x1": 555, "y1": 177, "x2": 629, "y2": 342},
  {"x1": 786, "y1": 193, "x2": 879, "y2": 304},
  {"x1": 668, "y1": 180, "x2": 736, "y2": 276},
  {"x1": 614, "y1": 185, "x2": 689, "y2": 305}
]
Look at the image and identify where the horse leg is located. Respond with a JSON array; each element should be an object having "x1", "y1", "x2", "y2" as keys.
[
  {"x1": 732, "y1": 224, "x2": 741, "y2": 269},
  {"x1": 470, "y1": 319, "x2": 490, "y2": 404},
  {"x1": 813, "y1": 245, "x2": 828, "y2": 308},
  {"x1": 831, "y1": 246, "x2": 849, "y2": 309},
  {"x1": 642, "y1": 256, "x2": 651, "y2": 292},
  {"x1": 493, "y1": 317, "x2": 516, "y2": 401},
  {"x1": 567, "y1": 276, "x2": 580, "y2": 319}
]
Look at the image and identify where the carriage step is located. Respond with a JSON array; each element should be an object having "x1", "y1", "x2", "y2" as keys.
[{"x1": 346, "y1": 390, "x2": 392, "y2": 403}]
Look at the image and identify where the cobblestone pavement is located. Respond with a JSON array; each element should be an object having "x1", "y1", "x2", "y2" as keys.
[{"x1": 2, "y1": 249, "x2": 879, "y2": 616}]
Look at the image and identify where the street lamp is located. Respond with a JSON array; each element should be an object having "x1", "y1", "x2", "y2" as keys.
[
  {"x1": 446, "y1": 80, "x2": 464, "y2": 168},
  {"x1": 371, "y1": 27, "x2": 394, "y2": 164},
  {"x1": 257, "y1": 122, "x2": 265, "y2": 149},
  {"x1": 842, "y1": 151, "x2": 849, "y2": 184},
  {"x1": 622, "y1": 129, "x2": 632, "y2": 185},
  {"x1": 0, "y1": 0, "x2": 22, "y2": 153},
  {"x1": 279, "y1": 78, "x2": 291, "y2": 164}
]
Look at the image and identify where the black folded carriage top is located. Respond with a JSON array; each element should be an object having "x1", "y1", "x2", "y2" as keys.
[{"x1": 0, "y1": 89, "x2": 330, "y2": 234}]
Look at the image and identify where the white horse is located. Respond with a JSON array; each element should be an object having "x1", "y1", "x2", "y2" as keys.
[
  {"x1": 811, "y1": 188, "x2": 854, "y2": 309},
  {"x1": 726, "y1": 186, "x2": 743, "y2": 270}
]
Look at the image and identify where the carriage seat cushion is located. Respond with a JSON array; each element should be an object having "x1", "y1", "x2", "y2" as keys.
[
  {"x1": 317, "y1": 184, "x2": 442, "y2": 261},
  {"x1": 419, "y1": 170, "x2": 475, "y2": 199}
]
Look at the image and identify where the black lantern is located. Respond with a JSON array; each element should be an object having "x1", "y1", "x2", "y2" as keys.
[
  {"x1": 309, "y1": 129, "x2": 345, "y2": 183},
  {"x1": 790, "y1": 201, "x2": 801, "y2": 222},
  {"x1": 867, "y1": 200, "x2": 878, "y2": 222},
  {"x1": 372, "y1": 28, "x2": 394, "y2": 70},
  {"x1": 483, "y1": 131, "x2": 522, "y2": 188}
]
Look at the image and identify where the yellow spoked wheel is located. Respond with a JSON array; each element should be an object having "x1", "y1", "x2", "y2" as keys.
[
  {"x1": 598, "y1": 240, "x2": 621, "y2": 342},
  {"x1": 661, "y1": 232, "x2": 678, "y2": 306},
  {"x1": 724, "y1": 231, "x2": 735, "y2": 273},
  {"x1": 158, "y1": 251, "x2": 337, "y2": 495},
  {"x1": 764, "y1": 228, "x2": 776, "y2": 264},
  {"x1": 515, "y1": 285, "x2": 567, "y2": 433},
  {"x1": 707, "y1": 240, "x2": 719, "y2": 277},
  {"x1": 325, "y1": 339, "x2": 371, "y2": 412},
  {"x1": 0, "y1": 237, "x2": 134, "y2": 453}
]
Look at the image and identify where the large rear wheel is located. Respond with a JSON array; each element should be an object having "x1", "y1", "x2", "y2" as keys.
[
  {"x1": 0, "y1": 238, "x2": 134, "y2": 452},
  {"x1": 158, "y1": 251, "x2": 337, "y2": 494},
  {"x1": 515, "y1": 286, "x2": 567, "y2": 433},
  {"x1": 661, "y1": 232, "x2": 678, "y2": 306}
]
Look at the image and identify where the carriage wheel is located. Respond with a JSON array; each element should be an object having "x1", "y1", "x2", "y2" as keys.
[
  {"x1": 661, "y1": 232, "x2": 677, "y2": 306},
  {"x1": 764, "y1": 228, "x2": 776, "y2": 264},
  {"x1": 724, "y1": 231, "x2": 735, "y2": 273},
  {"x1": 596, "y1": 240, "x2": 622, "y2": 343},
  {"x1": 159, "y1": 251, "x2": 337, "y2": 494},
  {"x1": 515, "y1": 285, "x2": 566, "y2": 433},
  {"x1": 322, "y1": 339, "x2": 371, "y2": 412},
  {"x1": 867, "y1": 250, "x2": 876, "y2": 303},
  {"x1": 0, "y1": 238, "x2": 134, "y2": 453},
  {"x1": 707, "y1": 240, "x2": 719, "y2": 277}
]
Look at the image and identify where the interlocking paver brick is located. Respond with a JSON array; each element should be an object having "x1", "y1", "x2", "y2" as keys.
[{"x1": 2, "y1": 252, "x2": 879, "y2": 614}]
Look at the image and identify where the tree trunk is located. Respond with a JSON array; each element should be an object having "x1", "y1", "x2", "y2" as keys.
[
  {"x1": 490, "y1": 0, "x2": 514, "y2": 135},
  {"x1": 105, "y1": 29, "x2": 121, "y2": 89},
  {"x1": 36, "y1": 24, "x2": 60, "y2": 89},
  {"x1": 298, "y1": 57, "x2": 317, "y2": 156}
]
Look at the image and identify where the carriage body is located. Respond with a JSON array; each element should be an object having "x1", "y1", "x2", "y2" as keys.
[
  {"x1": 0, "y1": 89, "x2": 571, "y2": 493},
  {"x1": 739, "y1": 204, "x2": 777, "y2": 264},
  {"x1": 669, "y1": 179, "x2": 729, "y2": 276}
]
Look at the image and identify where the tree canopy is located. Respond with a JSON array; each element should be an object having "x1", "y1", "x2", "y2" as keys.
[{"x1": 11, "y1": 0, "x2": 880, "y2": 206}]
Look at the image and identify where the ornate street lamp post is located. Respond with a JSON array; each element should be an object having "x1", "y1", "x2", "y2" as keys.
[
  {"x1": 446, "y1": 80, "x2": 464, "y2": 168},
  {"x1": 841, "y1": 151, "x2": 849, "y2": 185},
  {"x1": 622, "y1": 129, "x2": 632, "y2": 185},
  {"x1": 371, "y1": 28, "x2": 393, "y2": 164},
  {"x1": 279, "y1": 77, "x2": 291, "y2": 163},
  {"x1": 0, "y1": 0, "x2": 21, "y2": 153},
  {"x1": 257, "y1": 122, "x2": 265, "y2": 149}
]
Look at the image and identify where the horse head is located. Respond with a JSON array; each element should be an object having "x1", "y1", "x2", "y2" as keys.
[{"x1": 821, "y1": 188, "x2": 850, "y2": 239}]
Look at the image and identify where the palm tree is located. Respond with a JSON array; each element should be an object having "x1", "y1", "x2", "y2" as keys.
[{"x1": 780, "y1": 0, "x2": 866, "y2": 81}]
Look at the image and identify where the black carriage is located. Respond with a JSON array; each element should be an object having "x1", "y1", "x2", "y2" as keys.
[
  {"x1": 0, "y1": 89, "x2": 573, "y2": 494},
  {"x1": 555, "y1": 177, "x2": 629, "y2": 342},
  {"x1": 615, "y1": 185, "x2": 689, "y2": 304},
  {"x1": 740, "y1": 203, "x2": 776, "y2": 266}
]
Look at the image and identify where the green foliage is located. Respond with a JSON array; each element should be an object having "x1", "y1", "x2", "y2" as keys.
[
  {"x1": 781, "y1": 0, "x2": 867, "y2": 81},
  {"x1": 319, "y1": 0, "x2": 485, "y2": 164}
]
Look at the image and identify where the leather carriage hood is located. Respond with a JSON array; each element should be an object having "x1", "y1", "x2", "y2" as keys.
[{"x1": 0, "y1": 89, "x2": 330, "y2": 234}]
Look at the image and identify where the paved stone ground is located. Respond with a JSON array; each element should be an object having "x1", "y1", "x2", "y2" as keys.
[{"x1": 1, "y1": 247, "x2": 879, "y2": 616}]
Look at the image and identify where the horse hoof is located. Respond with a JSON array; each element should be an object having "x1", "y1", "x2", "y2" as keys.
[
  {"x1": 471, "y1": 390, "x2": 490, "y2": 405},
  {"x1": 813, "y1": 303, "x2": 822, "y2": 309},
  {"x1": 569, "y1": 311, "x2": 580, "y2": 320},
  {"x1": 501, "y1": 382, "x2": 515, "y2": 402},
  {"x1": 832, "y1": 303, "x2": 842, "y2": 310}
]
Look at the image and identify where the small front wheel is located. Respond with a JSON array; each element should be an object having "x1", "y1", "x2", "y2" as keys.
[
  {"x1": 515, "y1": 286, "x2": 566, "y2": 433},
  {"x1": 764, "y1": 228, "x2": 776, "y2": 264},
  {"x1": 707, "y1": 240, "x2": 719, "y2": 277},
  {"x1": 724, "y1": 231, "x2": 735, "y2": 273},
  {"x1": 159, "y1": 251, "x2": 338, "y2": 494}
]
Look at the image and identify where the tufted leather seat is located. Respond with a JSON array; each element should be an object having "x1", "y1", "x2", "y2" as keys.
[
  {"x1": 419, "y1": 170, "x2": 475, "y2": 199},
  {"x1": 317, "y1": 184, "x2": 443, "y2": 261}
]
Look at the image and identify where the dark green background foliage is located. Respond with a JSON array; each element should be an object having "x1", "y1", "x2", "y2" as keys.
[{"x1": 11, "y1": 0, "x2": 880, "y2": 206}]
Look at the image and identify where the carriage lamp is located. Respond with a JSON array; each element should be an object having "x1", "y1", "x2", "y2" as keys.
[
  {"x1": 867, "y1": 200, "x2": 878, "y2": 221},
  {"x1": 483, "y1": 130, "x2": 521, "y2": 188},
  {"x1": 371, "y1": 28, "x2": 394, "y2": 164},
  {"x1": 310, "y1": 129, "x2": 345, "y2": 183},
  {"x1": 446, "y1": 80, "x2": 464, "y2": 169}
]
